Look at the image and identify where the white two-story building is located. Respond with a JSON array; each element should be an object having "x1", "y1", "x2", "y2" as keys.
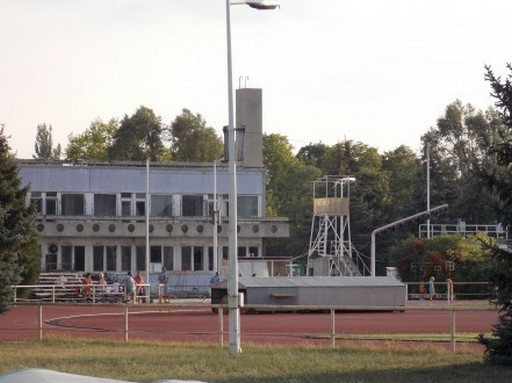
[{"x1": 18, "y1": 88, "x2": 290, "y2": 291}]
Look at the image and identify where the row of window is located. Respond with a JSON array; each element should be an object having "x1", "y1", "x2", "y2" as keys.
[
  {"x1": 44, "y1": 244, "x2": 260, "y2": 273},
  {"x1": 30, "y1": 192, "x2": 259, "y2": 218}
]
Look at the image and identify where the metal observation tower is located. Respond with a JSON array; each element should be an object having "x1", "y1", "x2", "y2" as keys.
[{"x1": 307, "y1": 175, "x2": 366, "y2": 276}]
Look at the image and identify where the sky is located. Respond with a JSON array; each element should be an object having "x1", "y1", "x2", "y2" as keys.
[{"x1": 2, "y1": 0, "x2": 512, "y2": 159}]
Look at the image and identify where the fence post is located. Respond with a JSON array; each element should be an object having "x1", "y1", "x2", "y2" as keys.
[
  {"x1": 331, "y1": 309, "x2": 336, "y2": 349},
  {"x1": 450, "y1": 309, "x2": 456, "y2": 353},
  {"x1": 38, "y1": 304, "x2": 43, "y2": 341},
  {"x1": 218, "y1": 307, "x2": 224, "y2": 347},
  {"x1": 124, "y1": 305, "x2": 129, "y2": 342}
]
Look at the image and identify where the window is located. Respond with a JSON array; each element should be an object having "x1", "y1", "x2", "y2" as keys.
[
  {"x1": 121, "y1": 246, "x2": 132, "y2": 271},
  {"x1": 61, "y1": 245, "x2": 73, "y2": 271},
  {"x1": 222, "y1": 246, "x2": 228, "y2": 260},
  {"x1": 106, "y1": 246, "x2": 117, "y2": 271},
  {"x1": 150, "y1": 246, "x2": 162, "y2": 263},
  {"x1": 135, "y1": 194, "x2": 145, "y2": 216},
  {"x1": 74, "y1": 246, "x2": 85, "y2": 271},
  {"x1": 93, "y1": 246, "x2": 104, "y2": 271},
  {"x1": 238, "y1": 247, "x2": 247, "y2": 257},
  {"x1": 181, "y1": 246, "x2": 192, "y2": 271},
  {"x1": 121, "y1": 193, "x2": 132, "y2": 216},
  {"x1": 193, "y1": 247, "x2": 204, "y2": 271},
  {"x1": 208, "y1": 247, "x2": 214, "y2": 271},
  {"x1": 163, "y1": 246, "x2": 174, "y2": 271},
  {"x1": 45, "y1": 253, "x2": 57, "y2": 271},
  {"x1": 30, "y1": 192, "x2": 42, "y2": 214},
  {"x1": 249, "y1": 246, "x2": 259, "y2": 257},
  {"x1": 45, "y1": 192, "x2": 57, "y2": 215},
  {"x1": 238, "y1": 196, "x2": 258, "y2": 217},
  {"x1": 136, "y1": 246, "x2": 146, "y2": 271},
  {"x1": 182, "y1": 195, "x2": 204, "y2": 216},
  {"x1": 151, "y1": 195, "x2": 172, "y2": 217},
  {"x1": 62, "y1": 194, "x2": 85, "y2": 215},
  {"x1": 94, "y1": 194, "x2": 116, "y2": 216}
]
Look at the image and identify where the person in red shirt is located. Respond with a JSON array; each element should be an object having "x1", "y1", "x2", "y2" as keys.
[
  {"x1": 82, "y1": 273, "x2": 93, "y2": 300},
  {"x1": 134, "y1": 271, "x2": 145, "y2": 303}
]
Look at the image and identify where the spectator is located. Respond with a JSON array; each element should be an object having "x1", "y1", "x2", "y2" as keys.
[
  {"x1": 210, "y1": 271, "x2": 221, "y2": 285},
  {"x1": 157, "y1": 267, "x2": 168, "y2": 303},
  {"x1": 429, "y1": 276, "x2": 436, "y2": 300},
  {"x1": 124, "y1": 272, "x2": 137, "y2": 304},
  {"x1": 82, "y1": 273, "x2": 93, "y2": 300},
  {"x1": 134, "y1": 271, "x2": 145, "y2": 303}
]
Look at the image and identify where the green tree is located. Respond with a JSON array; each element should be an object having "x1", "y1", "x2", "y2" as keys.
[
  {"x1": 108, "y1": 106, "x2": 166, "y2": 161},
  {"x1": 263, "y1": 134, "x2": 321, "y2": 257},
  {"x1": 381, "y1": 145, "x2": 423, "y2": 219},
  {"x1": 421, "y1": 101, "x2": 501, "y2": 223},
  {"x1": 169, "y1": 109, "x2": 223, "y2": 162},
  {"x1": 478, "y1": 63, "x2": 512, "y2": 365},
  {"x1": 33, "y1": 123, "x2": 61, "y2": 160},
  {"x1": 0, "y1": 127, "x2": 40, "y2": 314},
  {"x1": 66, "y1": 118, "x2": 118, "y2": 162},
  {"x1": 296, "y1": 142, "x2": 328, "y2": 168},
  {"x1": 388, "y1": 234, "x2": 493, "y2": 285}
]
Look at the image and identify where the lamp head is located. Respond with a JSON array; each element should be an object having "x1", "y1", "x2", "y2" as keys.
[{"x1": 246, "y1": 0, "x2": 280, "y2": 10}]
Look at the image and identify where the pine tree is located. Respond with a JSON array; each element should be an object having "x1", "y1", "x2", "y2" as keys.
[
  {"x1": 0, "y1": 127, "x2": 40, "y2": 314},
  {"x1": 478, "y1": 63, "x2": 512, "y2": 364}
]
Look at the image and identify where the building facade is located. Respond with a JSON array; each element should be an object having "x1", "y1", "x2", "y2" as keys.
[
  {"x1": 19, "y1": 161, "x2": 288, "y2": 280},
  {"x1": 18, "y1": 88, "x2": 290, "y2": 288}
]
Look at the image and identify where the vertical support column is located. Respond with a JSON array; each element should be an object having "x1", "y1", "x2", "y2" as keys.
[
  {"x1": 218, "y1": 307, "x2": 224, "y2": 348},
  {"x1": 38, "y1": 305, "x2": 43, "y2": 341},
  {"x1": 450, "y1": 310, "x2": 456, "y2": 353},
  {"x1": 331, "y1": 309, "x2": 336, "y2": 349},
  {"x1": 124, "y1": 305, "x2": 129, "y2": 342}
]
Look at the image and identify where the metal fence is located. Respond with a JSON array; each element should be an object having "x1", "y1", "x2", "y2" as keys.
[{"x1": 1, "y1": 300, "x2": 498, "y2": 354}]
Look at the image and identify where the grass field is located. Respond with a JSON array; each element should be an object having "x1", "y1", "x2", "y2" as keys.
[{"x1": 0, "y1": 337, "x2": 510, "y2": 383}]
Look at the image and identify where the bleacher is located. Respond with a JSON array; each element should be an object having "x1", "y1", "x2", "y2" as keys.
[{"x1": 26, "y1": 272, "x2": 85, "y2": 303}]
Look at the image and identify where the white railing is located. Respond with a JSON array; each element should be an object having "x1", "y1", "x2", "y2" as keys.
[{"x1": 13, "y1": 283, "x2": 151, "y2": 304}]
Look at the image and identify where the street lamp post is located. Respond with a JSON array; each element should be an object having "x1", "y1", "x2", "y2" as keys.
[
  {"x1": 225, "y1": 0, "x2": 241, "y2": 356},
  {"x1": 224, "y1": 0, "x2": 279, "y2": 355}
]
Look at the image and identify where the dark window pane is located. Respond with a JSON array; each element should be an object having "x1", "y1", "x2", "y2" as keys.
[
  {"x1": 182, "y1": 195, "x2": 204, "y2": 216},
  {"x1": 135, "y1": 201, "x2": 145, "y2": 216},
  {"x1": 150, "y1": 246, "x2": 162, "y2": 263},
  {"x1": 163, "y1": 247, "x2": 174, "y2": 271},
  {"x1": 62, "y1": 245, "x2": 72, "y2": 270},
  {"x1": 93, "y1": 246, "x2": 104, "y2": 271},
  {"x1": 249, "y1": 247, "x2": 259, "y2": 257},
  {"x1": 94, "y1": 194, "x2": 116, "y2": 216},
  {"x1": 151, "y1": 195, "x2": 172, "y2": 217},
  {"x1": 106, "y1": 246, "x2": 117, "y2": 271},
  {"x1": 46, "y1": 198, "x2": 57, "y2": 215},
  {"x1": 136, "y1": 246, "x2": 146, "y2": 271},
  {"x1": 238, "y1": 196, "x2": 258, "y2": 217},
  {"x1": 121, "y1": 246, "x2": 132, "y2": 271},
  {"x1": 181, "y1": 246, "x2": 192, "y2": 271},
  {"x1": 74, "y1": 246, "x2": 85, "y2": 271},
  {"x1": 62, "y1": 194, "x2": 84, "y2": 215},
  {"x1": 193, "y1": 247, "x2": 203, "y2": 271}
]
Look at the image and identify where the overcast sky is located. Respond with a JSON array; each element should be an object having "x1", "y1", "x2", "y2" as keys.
[{"x1": 2, "y1": 0, "x2": 511, "y2": 159}]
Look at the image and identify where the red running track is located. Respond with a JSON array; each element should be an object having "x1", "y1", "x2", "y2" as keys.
[{"x1": 0, "y1": 302, "x2": 499, "y2": 349}]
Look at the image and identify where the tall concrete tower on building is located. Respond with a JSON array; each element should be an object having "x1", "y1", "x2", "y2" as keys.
[{"x1": 236, "y1": 88, "x2": 263, "y2": 168}]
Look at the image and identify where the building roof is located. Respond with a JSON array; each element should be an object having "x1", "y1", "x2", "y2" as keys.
[{"x1": 215, "y1": 276, "x2": 404, "y2": 289}]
